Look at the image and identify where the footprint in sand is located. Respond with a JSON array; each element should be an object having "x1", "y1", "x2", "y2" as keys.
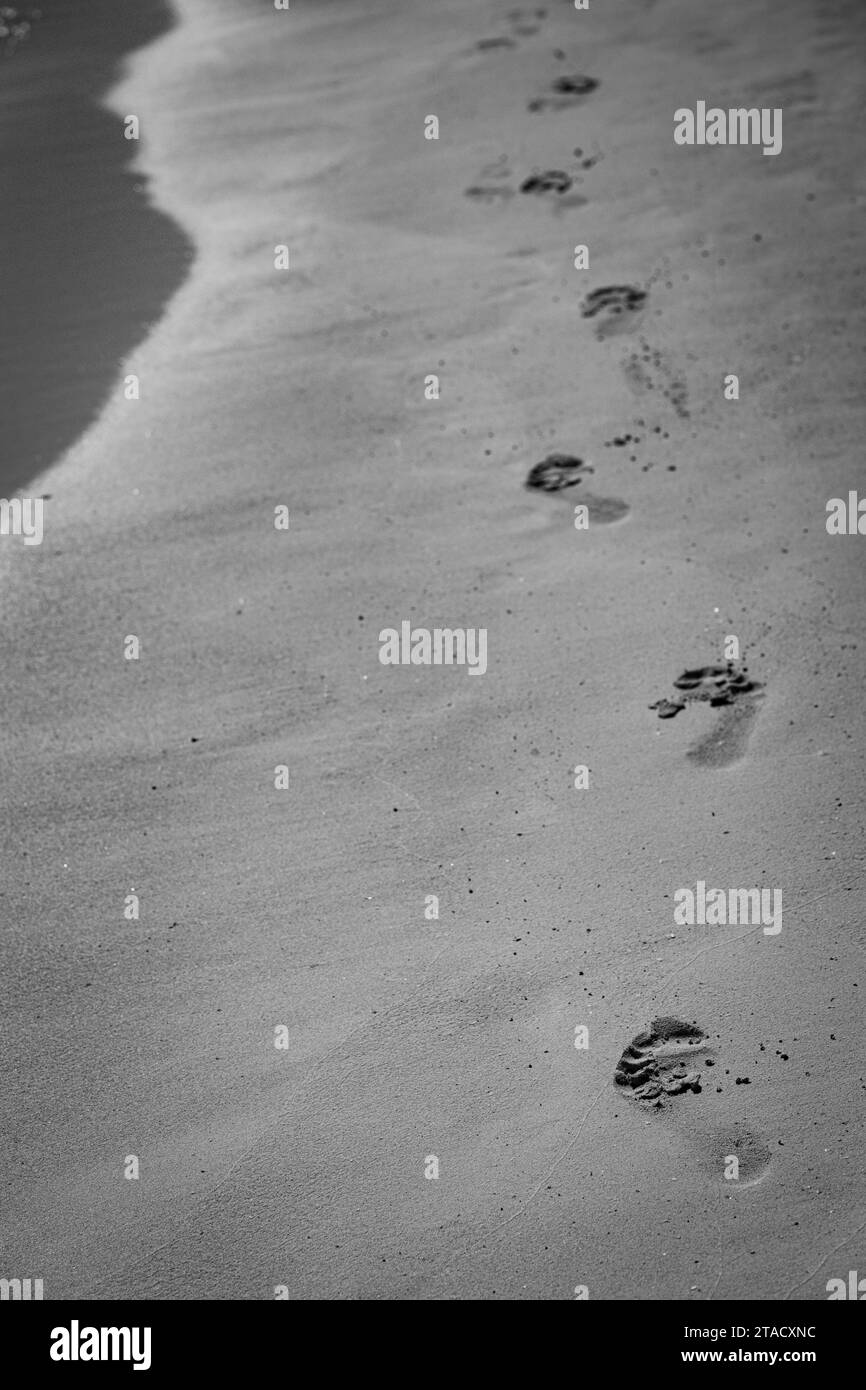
[
  {"x1": 650, "y1": 663, "x2": 764, "y2": 768},
  {"x1": 526, "y1": 453, "x2": 589, "y2": 491},
  {"x1": 528, "y1": 74, "x2": 599, "y2": 112},
  {"x1": 552, "y1": 73, "x2": 599, "y2": 96},
  {"x1": 525, "y1": 453, "x2": 630, "y2": 523},
  {"x1": 615, "y1": 1017, "x2": 711, "y2": 1108},
  {"x1": 465, "y1": 154, "x2": 516, "y2": 202},
  {"x1": 467, "y1": 154, "x2": 588, "y2": 206},
  {"x1": 520, "y1": 169, "x2": 573, "y2": 195},
  {"x1": 581, "y1": 285, "x2": 647, "y2": 338},
  {"x1": 695, "y1": 1122, "x2": 774, "y2": 1186},
  {"x1": 616, "y1": 1024, "x2": 776, "y2": 1186}
]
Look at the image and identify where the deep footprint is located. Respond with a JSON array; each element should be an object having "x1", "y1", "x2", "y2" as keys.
[
  {"x1": 614, "y1": 1017, "x2": 712, "y2": 1108},
  {"x1": 520, "y1": 170, "x2": 573, "y2": 195},
  {"x1": 582, "y1": 285, "x2": 646, "y2": 317},
  {"x1": 552, "y1": 74, "x2": 599, "y2": 96},
  {"x1": 650, "y1": 663, "x2": 764, "y2": 767},
  {"x1": 525, "y1": 453, "x2": 629, "y2": 523},
  {"x1": 582, "y1": 285, "x2": 647, "y2": 337},
  {"x1": 525, "y1": 453, "x2": 589, "y2": 491}
]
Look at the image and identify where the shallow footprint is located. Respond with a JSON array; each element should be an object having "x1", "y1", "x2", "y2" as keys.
[
  {"x1": 507, "y1": 6, "x2": 546, "y2": 36},
  {"x1": 688, "y1": 700, "x2": 762, "y2": 768},
  {"x1": 553, "y1": 191, "x2": 589, "y2": 213},
  {"x1": 650, "y1": 663, "x2": 764, "y2": 768},
  {"x1": 578, "y1": 493, "x2": 630, "y2": 524},
  {"x1": 464, "y1": 185, "x2": 515, "y2": 202},
  {"x1": 614, "y1": 1016, "x2": 712, "y2": 1108},
  {"x1": 478, "y1": 154, "x2": 511, "y2": 181},
  {"x1": 694, "y1": 1121, "x2": 774, "y2": 1187},
  {"x1": 528, "y1": 73, "x2": 599, "y2": 112}
]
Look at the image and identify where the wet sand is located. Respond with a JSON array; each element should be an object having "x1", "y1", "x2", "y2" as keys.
[{"x1": 0, "y1": 0, "x2": 864, "y2": 1299}]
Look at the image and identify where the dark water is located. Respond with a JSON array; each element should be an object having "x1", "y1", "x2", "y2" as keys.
[{"x1": 0, "y1": 0, "x2": 193, "y2": 493}]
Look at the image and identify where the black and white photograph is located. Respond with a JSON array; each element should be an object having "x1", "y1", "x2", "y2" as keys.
[{"x1": 1, "y1": 0, "x2": 864, "y2": 1343}]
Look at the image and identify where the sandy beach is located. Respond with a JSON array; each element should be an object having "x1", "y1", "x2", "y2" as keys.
[{"x1": 1, "y1": 0, "x2": 864, "y2": 1301}]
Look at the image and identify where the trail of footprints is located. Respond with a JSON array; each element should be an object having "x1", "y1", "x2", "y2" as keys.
[
  {"x1": 466, "y1": 14, "x2": 763, "y2": 764},
  {"x1": 466, "y1": 10, "x2": 770, "y2": 1177},
  {"x1": 464, "y1": 33, "x2": 662, "y2": 533}
]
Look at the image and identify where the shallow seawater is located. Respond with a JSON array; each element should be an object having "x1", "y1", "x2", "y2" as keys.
[{"x1": 0, "y1": 0, "x2": 193, "y2": 493}]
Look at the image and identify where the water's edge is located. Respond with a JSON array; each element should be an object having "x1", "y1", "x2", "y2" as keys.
[{"x1": 0, "y1": 0, "x2": 193, "y2": 494}]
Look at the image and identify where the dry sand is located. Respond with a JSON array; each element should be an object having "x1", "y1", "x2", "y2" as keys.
[{"x1": 1, "y1": 0, "x2": 864, "y2": 1299}]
